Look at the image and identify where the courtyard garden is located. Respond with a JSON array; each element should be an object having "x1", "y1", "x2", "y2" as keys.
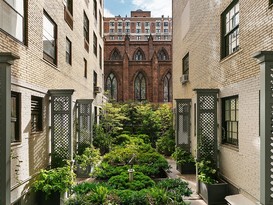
[{"x1": 32, "y1": 102, "x2": 193, "y2": 205}]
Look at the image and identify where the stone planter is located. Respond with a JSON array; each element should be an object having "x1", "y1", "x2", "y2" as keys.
[
  {"x1": 177, "y1": 162, "x2": 196, "y2": 174},
  {"x1": 199, "y1": 180, "x2": 228, "y2": 205}
]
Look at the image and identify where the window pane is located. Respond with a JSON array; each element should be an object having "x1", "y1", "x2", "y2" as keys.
[
  {"x1": 5, "y1": 0, "x2": 24, "y2": 15},
  {"x1": 1, "y1": 2, "x2": 23, "y2": 41}
]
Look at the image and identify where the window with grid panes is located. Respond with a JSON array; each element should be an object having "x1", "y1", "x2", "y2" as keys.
[
  {"x1": 43, "y1": 12, "x2": 57, "y2": 64},
  {"x1": 31, "y1": 96, "x2": 43, "y2": 132},
  {"x1": 11, "y1": 92, "x2": 20, "y2": 143},
  {"x1": 66, "y1": 37, "x2": 72, "y2": 64},
  {"x1": 222, "y1": 96, "x2": 239, "y2": 146},
  {"x1": 134, "y1": 72, "x2": 146, "y2": 101},
  {"x1": 1, "y1": 0, "x2": 25, "y2": 42},
  {"x1": 221, "y1": 0, "x2": 239, "y2": 58}
]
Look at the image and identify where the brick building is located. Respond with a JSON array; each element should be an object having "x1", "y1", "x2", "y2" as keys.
[
  {"x1": 0, "y1": 0, "x2": 104, "y2": 204},
  {"x1": 104, "y1": 10, "x2": 172, "y2": 103},
  {"x1": 172, "y1": 0, "x2": 273, "y2": 204}
]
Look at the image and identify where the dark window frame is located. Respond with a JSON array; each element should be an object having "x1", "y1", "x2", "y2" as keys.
[
  {"x1": 222, "y1": 95, "x2": 239, "y2": 147},
  {"x1": 31, "y1": 96, "x2": 43, "y2": 133},
  {"x1": 134, "y1": 72, "x2": 146, "y2": 101},
  {"x1": 221, "y1": 0, "x2": 239, "y2": 59},
  {"x1": 84, "y1": 58, "x2": 87, "y2": 78},
  {"x1": 11, "y1": 92, "x2": 21, "y2": 143},
  {"x1": 83, "y1": 11, "x2": 89, "y2": 43},
  {"x1": 66, "y1": 37, "x2": 72, "y2": 65},
  {"x1": 65, "y1": 0, "x2": 73, "y2": 15},
  {"x1": 163, "y1": 72, "x2": 172, "y2": 102},
  {"x1": 93, "y1": 0, "x2": 97, "y2": 20},
  {"x1": 182, "y1": 53, "x2": 189, "y2": 75},
  {"x1": 99, "y1": 45, "x2": 102, "y2": 69},
  {"x1": 106, "y1": 73, "x2": 118, "y2": 101},
  {"x1": 43, "y1": 11, "x2": 57, "y2": 65}
]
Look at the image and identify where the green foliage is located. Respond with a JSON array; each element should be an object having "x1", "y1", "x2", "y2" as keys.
[
  {"x1": 108, "y1": 172, "x2": 155, "y2": 191},
  {"x1": 172, "y1": 147, "x2": 195, "y2": 165},
  {"x1": 114, "y1": 189, "x2": 149, "y2": 205},
  {"x1": 113, "y1": 134, "x2": 131, "y2": 146},
  {"x1": 156, "y1": 130, "x2": 175, "y2": 156},
  {"x1": 147, "y1": 187, "x2": 169, "y2": 205},
  {"x1": 75, "y1": 145, "x2": 100, "y2": 170},
  {"x1": 196, "y1": 159, "x2": 217, "y2": 184},
  {"x1": 32, "y1": 165, "x2": 75, "y2": 198},
  {"x1": 51, "y1": 148, "x2": 68, "y2": 168},
  {"x1": 93, "y1": 124, "x2": 112, "y2": 154},
  {"x1": 157, "y1": 178, "x2": 192, "y2": 201},
  {"x1": 93, "y1": 162, "x2": 129, "y2": 180}
]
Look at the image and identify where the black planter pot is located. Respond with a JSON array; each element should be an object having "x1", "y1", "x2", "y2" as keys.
[
  {"x1": 198, "y1": 180, "x2": 228, "y2": 205},
  {"x1": 177, "y1": 162, "x2": 196, "y2": 174},
  {"x1": 36, "y1": 191, "x2": 60, "y2": 205}
]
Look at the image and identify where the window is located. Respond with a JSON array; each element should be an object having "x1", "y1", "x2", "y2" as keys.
[
  {"x1": 106, "y1": 73, "x2": 117, "y2": 101},
  {"x1": 136, "y1": 22, "x2": 141, "y2": 27},
  {"x1": 93, "y1": 32, "x2": 97, "y2": 56},
  {"x1": 0, "y1": 0, "x2": 25, "y2": 42},
  {"x1": 31, "y1": 96, "x2": 43, "y2": 132},
  {"x1": 110, "y1": 36, "x2": 114, "y2": 40},
  {"x1": 43, "y1": 12, "x2": 57, "y2": 64},
  {"x1": 221, "y1": 0, "x2": 239, "y2": 58},
  {"x1": 164, "y1": 21, "x2": 168, "y2": 27},
  {"x1": 93, "y1": 71, "x2": 97, "y2": 92},
  {"x1": 83, "y1": 12, "x2": 89, "y2": 42},
  {"x1": 136, "y1": 29, "x2": 141, "y2": 33},
  {"x1": 125, "y1": 22, "x2": 130, "y2": 27},
  {"x1": 156, "y1": 29, "x2": 161, "y2": 33},
  {"x1": 64, "y1": 0, "x2": 73, "y2": 29},
  {"x1": 111, "y1": 49, "x2": 121, "y2": 60},
  {"x1": 64, "y1": 0, "x2": 72, "y2": 14},
  {"x1": 84, "y1": 58, "x2": 87, "y2": 78},
  {"x1": 156, "y1": 36, "x2": 161, "y2": 40},
  {"x1": 164, "y1": 29, "x2": 168, "y2": 33},
  {"x1": 11, "y1": 92, "x2": 20, "y2": 143},
  {"x1": 134, "y1": 49, "x2": 144, "y2": 60},
  {"x1": 118, "y1": 22, "x2": 122, "y2": 27},
  {"x1": 222, "y1": 96, "x2": 239, "y2": 146},
  {"x1": 134, "y1": 72, "x2": 146, "y2": 101},
  {"x1": 110, "y1": 21, "x2": 114, "y2": 27},
  {"x1": 164, "y1": 35, "x2": 168, "y2": 40},
  {"x1": 136, "y1": 36, "x2": 141, "y2": 40},
  {"x1": 156, "y1": 22, "x2": 161, "y2": 27},
  {"x1": 99, "y1": 45, "x2": 102, "y2": 69},
  {"x1": 158, "y1": 49, "x2": 168, "y2": 60},
  {"x1": 126, "y1": 29, "x2": 130, "y2": 33},
  {"x1": 182, "y1": 53, "x2": 189, "y2": 75},
  {"x1": 163, "y1": 73, "x2": 172, "y2": 102},
  {"x1": 145, "y1": 29, "x2": 150, "y2": 33},
  {"x1": 99, "y1": 11, "x2": 102, "y2": 37},
  {"x1": 145, "y1": 22, "x2": 150, "y2": 27},
  {"x1": 93, "y1": 0, "x2": 97, "y2": 20},
  {"x1": 110, "y1": 29, "x2": 114, "y2": 33},
  {"x1": 118, "y1": 29, "x2": 122, "y2": 33},
  {"x1": 94, "y1": 106, "x2": 98, "y2": 124},
  {"x1": 118, "y1": 36, "x2": 122, "y2": 40},
  {"x1": 66, "y1": 37, "x2": 72, "y2": 65}
]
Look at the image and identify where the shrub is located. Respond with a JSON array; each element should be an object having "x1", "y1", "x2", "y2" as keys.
[
  {"x1": 172, "y1": 147, "x2": 195, "y2": 166},
  {"x1": 108, "y1": 172, "x2": 155, "y2": 191},
  {"x1": 196, "y1": 159, "x2": 217, "y2": 184},
  {"x1": 146, "y1": 187, "x2": 169, "y2": 205},
  {"x1": 156, "y1": 131, "x2": 175, "y2": 156},
  {"x1": 74, "y1": 145, "x2": 100, "y2": 170},
  {"x1": 157, "y1": 178, "x2": 192, "y2": 202},
  {"x1": 93, "y1": 162, "x2": 129, "y2": 180}
]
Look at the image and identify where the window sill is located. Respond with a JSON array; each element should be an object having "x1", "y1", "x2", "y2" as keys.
[
  {"x1": 11, "y1": 142, "x2": 22, "y2": 148},
  {"x1": 220, "y1": 48, "x2": 243, "y2": 63},
  {"x1": 220, "y1": 143, "x2": 239, "y2": 151},
  {"x1": 41, "y1": 58, "x2": 59, "y2": 71}
]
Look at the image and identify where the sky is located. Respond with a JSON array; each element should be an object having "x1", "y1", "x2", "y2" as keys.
[{"x1": 104, "y1": 0, "x2": 172, "y2": 18}]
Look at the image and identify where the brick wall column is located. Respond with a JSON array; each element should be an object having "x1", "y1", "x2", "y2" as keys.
[
  {"x1": 0, "y1": 52, "x2": 19, "y2": 205},
  {"x1": 123, "y1": 52, "x2": 129, "y2": 101}
]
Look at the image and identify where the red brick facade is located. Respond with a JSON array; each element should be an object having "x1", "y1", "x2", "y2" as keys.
[{"x1": 104, "y1": 36, "x2": 172, "y2": 103}]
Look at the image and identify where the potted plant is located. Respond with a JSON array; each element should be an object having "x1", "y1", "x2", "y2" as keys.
[
  {"x1": 196, "y1": 158, "x2": 228, "y2": 205},
  {"x1": 75, "y1": 145, "x2": 100, "y2": 178},
  {"x1": 172, "y1": 147, "x2": 196, "y2": 174},
  {"x1": 32, "y1": 164, "x2": 75, "y2": 205}
]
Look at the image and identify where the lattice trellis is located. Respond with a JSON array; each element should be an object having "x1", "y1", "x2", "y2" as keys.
[
  {"x1": 77, "y1": 99, "x2": 93, "y2": 154},
  {"x1": 176, "y1": 99, "x2": 191, "y2": 151},
  {"x1": 195, "y1": 89, "x2": 219, "y2": 163},
  {"x1": 49, "y1": 90, "x2": 74, "y2": 164}
]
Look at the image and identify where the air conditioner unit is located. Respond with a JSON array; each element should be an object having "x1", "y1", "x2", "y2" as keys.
[
  {"x1": 180, "y1": 74, "x2": 189, "y2": 84},
  {"x1": 94, "y1": 86, "x2": 102, "y2": 93}
]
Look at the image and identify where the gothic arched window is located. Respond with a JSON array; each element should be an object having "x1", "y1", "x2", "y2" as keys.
[
  {"x1": 134, "y1": 72, "x2": 146, "y2": 101},
  {"x1": 106, "y1": 73, "x2": 117, "y2": 101},
  {"x1": 163, "y1": 72, "x2": 172, "y2": 102},
  {"x1": 134, "y1": 49, "x2": 145, "y2": 61},
  {"x1": 110, "y1": 49, "x2": 121, "y2": 60},
  {"x1": 158, "y1": 49, "x2": 169, "y2": 60}
]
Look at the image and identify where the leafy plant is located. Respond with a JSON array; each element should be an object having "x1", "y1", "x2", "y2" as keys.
[
  {"x1": 75, "y1": 145, "x2": 100, "y2": 170},
  {"x1": 32, "y1": 165, "x2": 75, "y2": 198},
  {"x1": 114, "y1": 189, "x2": 149, "y2": 205},
  {"x1": 172, "y1": 147, "x2": 195, "y2": 165},
  {"x1": 108, "y1": 172, "x2": 155, "y2": 191},
  {"x1": 156, "y1": 130, "x2": 175, "y2": 156},
  {"x1": 157, "y1": 178, "x2": 192, "y2": 202},
  {"x1": 147, "y1": 187, "x2": 169, "y2": 205},
  {"x1": 196, "y1": 159, "x2": 217, "y2": 184}
]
